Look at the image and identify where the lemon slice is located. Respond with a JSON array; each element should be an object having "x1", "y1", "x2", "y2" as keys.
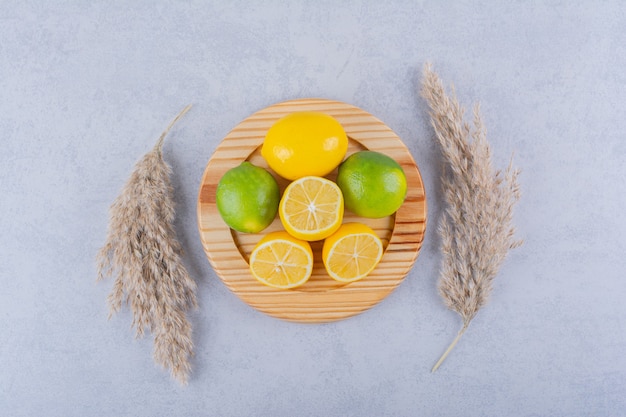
[
  {"x1": 249, "y1": 231, "x2": 313, "y2": 289},
  {"x1": 279, "y1": 176, "x2": 344, "y2": 241},
  {"x1": 322, "y1": 223, "x2": 383, "y2": 283}
]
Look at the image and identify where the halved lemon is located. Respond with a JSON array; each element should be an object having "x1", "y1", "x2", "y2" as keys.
[
  {"x1": 279, "y1": 176, "x2": 344, "y2": 241},
  {"x1": 249, "y1": 231, "x2": 313, "y2": 289},
  {"x1": 322, "y1": 223, "x2": 384, "y2": 283}
]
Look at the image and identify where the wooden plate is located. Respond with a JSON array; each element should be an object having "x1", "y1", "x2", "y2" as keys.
[{"x1": 197, "y1": 98, "x2": 426, "y2": 323}]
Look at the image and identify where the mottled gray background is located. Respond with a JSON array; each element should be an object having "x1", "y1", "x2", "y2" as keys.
[{"x1": 2, "y1": 1, "x2": 625, "y2": 416}]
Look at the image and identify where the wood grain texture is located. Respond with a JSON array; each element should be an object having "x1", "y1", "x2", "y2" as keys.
[{"x1": 197, "y1": 98, "x2": 427, "y2": 323}]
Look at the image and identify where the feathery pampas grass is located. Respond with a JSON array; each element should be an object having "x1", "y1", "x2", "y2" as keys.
[
  {"x1": 421, "y1": 64, "x2": 522, "y2": 372},
  {"x1": 97, "y1": 105, "x2": 197, "y2": 384}
]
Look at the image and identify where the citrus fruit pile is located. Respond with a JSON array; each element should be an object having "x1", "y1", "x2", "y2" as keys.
[{"x1": 215, "y1": 111, "x2": 407, "y2": 289}]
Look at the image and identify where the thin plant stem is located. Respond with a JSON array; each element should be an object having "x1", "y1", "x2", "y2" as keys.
[
  {"x1": 431, "y1": 323, "x2": 468, "y2": 372},
  {"x1": 154, "y1": 104, "x2": 193, "y2": 152}
]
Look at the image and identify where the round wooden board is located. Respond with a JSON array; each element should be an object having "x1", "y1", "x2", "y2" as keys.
[{"x1": 197, "y1": 98, "x2": 427, "y2": 323}]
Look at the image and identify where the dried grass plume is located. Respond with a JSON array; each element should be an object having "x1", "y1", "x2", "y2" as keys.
[
  {"x1": 421, "y1": 64, "x2": 522, "y2": 372},
  {"x1": 97, "y1": 105, "x2": 197, "y2": 384}
]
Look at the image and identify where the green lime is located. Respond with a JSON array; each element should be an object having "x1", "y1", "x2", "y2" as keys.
[
  {"x1": 216, "y1": 161, "x2": 280, "y2": 233},
  {"x1": 336, "y1": 151, "x2": 407, "y2": 218}
]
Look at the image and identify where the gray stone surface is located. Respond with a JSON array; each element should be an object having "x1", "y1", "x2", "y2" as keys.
[{"x1": 1, "y1": 1, "x2": 625, "y2": 416}]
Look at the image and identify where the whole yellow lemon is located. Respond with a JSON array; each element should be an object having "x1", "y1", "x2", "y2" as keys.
[{"x1": 261, "y1": 112, "x2": 348, "y2": 181}]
